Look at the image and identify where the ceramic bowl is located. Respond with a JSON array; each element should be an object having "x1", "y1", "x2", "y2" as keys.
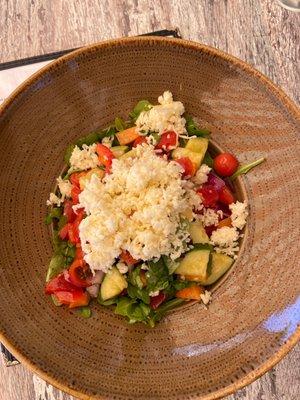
[{"x1": 0, "y1": 37, "x2": 299, "y2": 400}]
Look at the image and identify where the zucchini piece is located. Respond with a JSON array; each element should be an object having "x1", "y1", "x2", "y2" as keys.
[
  {"x1": 172, "y1": 148, "x2": 203, "y2": 169},
  {"x1": 189, "y1": 221, "x2": 209, "y2": 244},
  {"x1": 203, "y1": 252, "x2": 233, "y2": 286},
  {"x1": 111, "y1": 145, "x2": 129, "y2": 158},
  {"x1": 100, "y1": 267, "x2": 128, "y2": 301},
  {"x1": 175, "y1": 249, "x2": 210, "y2": 279},
  {"x1": 185, "y1": 138, "x2": 208, "y2": 164}
]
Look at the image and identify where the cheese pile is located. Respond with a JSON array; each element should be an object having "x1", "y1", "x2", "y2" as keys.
[{"x1": 78, "y1": 144, "x2": 202, "y2": 272}]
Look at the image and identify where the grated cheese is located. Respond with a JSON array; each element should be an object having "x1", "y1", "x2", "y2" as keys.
[
  {"x1": 229, "y1": 200, "x2": 248, "y2": 230},
  {"x1": 210, "y1": 226, "x2": 240, "y2": 257},
  {"x1": 200, "y1": 290, "x2": 212, "y2": 306},
  {"x1": 78, "y1": 144, "x2": 201, "y2": 272},
  {"x1": 46, "y1": 177, "x2": 72, "y2": 206},
  {"x1": 69, "y1": 143, "x2": 99, "y2": 171},
  {"x1": 116, "y1": 261, "x2": 128, "y2": 274},
  {"x1": 136, "y1": 91, "x2": 186, "y2": 135},
  {"x1": 192, "y1": 164, "x2": 211, "y2": 186},
  {"x1": 199, "y1": 208, "x2": 221, "y2": 227}
]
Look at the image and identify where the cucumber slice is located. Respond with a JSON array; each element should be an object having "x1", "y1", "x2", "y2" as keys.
[
  {"x1": 100, "y1": 267, "x2": 128, "y2": 301},
  {"x1": 185, "y1": 138, "x2": 208, "y2": 163},
  {"x1": 120, "y1": 148, "x2": 137, "y2": 159},
  {"x1": 111, "y1": 145, "x2": 129, "y2": 158},
  {"x1": 172, "y1": 148, "x2": 203, "y2": 169},
  {"x1": 189, "y1": 221, "x2": 209, "y2": 244},
  {"x1": 203, "y1": 252, "x2": 233, "y2": 286},
  {"x1": 175, "y1": 249, "x2": 210, "y2": 279}
]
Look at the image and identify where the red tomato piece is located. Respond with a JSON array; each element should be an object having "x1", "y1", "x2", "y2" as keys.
[
  {"x1": 175, "y1": 157, "x2": 196, "y2": 178},
  {"x1": 54, "y1": 290, "x2": 90, "y2": 309},
  {"x1": 45, "y1": 273, "x2": 77, "y2": 295},
  {"x1": 155, "y1": 131, "x2": 178, "y2": 151},
  {"x1": 71, "y1": 185, "x2": 81, "y2": 205},
  {"x1": 150, "y1": 292, "x2": 167, "y2": 310},
  {"x1": 132, "y1": 136, "x2": 148, "y2": 147},
  {"x1": 119, "y1": 250, "x2": 139, "y2": 266},
  {"x1": 63, "y1": 199, "x2": 76, "y2": 223},
  {"x1": 70, "y1": 171, "x2": 86, "y2": 188},
  {"x1": 213, "y1": 153, "x2": 239, "y2": 177},
  {"x1": 96, "y1": 143, "x2": 115, "y2": 172},
  {"x1": 67, "y1": 209, "x2": 85, "y2": 245},
  {"x1": 218, "y1": 186, "x2": 235, "y2": 205},
  {"x1": 68, "y1": 259, "x2": 92, "y2": 288},
  {"x1": 75, "y1": 245, "x2": 84, "y2": 261},
  {"x1": 59, "y1": 223, "x2": 71, "y2": 240},
  {"x1": 197, "y1": 184, "x2": 219, "y2": 207}
]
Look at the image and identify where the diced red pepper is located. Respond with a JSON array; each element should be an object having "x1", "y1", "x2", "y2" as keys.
[
  {"x1": 45, "y1": 273, "x2": 78, "y2": 295},
  {"x1": 132, "y1": 136, "x2": 148, "y2": 147},
  {"x1": 155, "y1": 131, "x2": 178, "y2": 152},
  {"x1": 119, "y1": 250, "x2": 139, "y2": 266},
  {"x1": 150, "y1": 292, "x2": 167, "y2": 310},
  {"x1": 59, "y1": 223, "x2": 71, "y2": 240},
  {"x1": 54, "y1": 290, "x2": 90, "y2": 309},
  {"x1": 175, "y1": 157, "x2": 196, "y2": 178},
  {"x1": 63, "y1": 199, "x2": 76, "y2": 223},
  {"x1": 96, "y1": 143, "x2": 115, "y2": 173}
]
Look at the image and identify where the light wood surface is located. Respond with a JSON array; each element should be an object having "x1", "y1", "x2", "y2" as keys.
[{"x1": 0, "y1": 1, "x2": 299, "y2": 399}]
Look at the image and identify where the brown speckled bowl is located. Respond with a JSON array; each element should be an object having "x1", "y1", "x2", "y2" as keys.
[{"x1": 0, "y1": 37, "x2": 299, "y2": 400}]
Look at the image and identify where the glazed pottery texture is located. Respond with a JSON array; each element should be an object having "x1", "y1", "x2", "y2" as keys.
[{"x1": 0, "y1": 37, "x2": 299, "y2": 400}]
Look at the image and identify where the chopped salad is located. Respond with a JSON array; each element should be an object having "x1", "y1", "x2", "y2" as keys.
[{"x1": 45, "y1": 91, "x2": 264, "y2": 326}]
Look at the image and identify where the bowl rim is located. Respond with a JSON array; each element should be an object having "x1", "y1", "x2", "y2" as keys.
[{"x1": 0, "y1": 35, "x2": 299, "y2": 400}]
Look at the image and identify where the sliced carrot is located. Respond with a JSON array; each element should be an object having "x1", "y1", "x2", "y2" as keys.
[
  {"x1": 217, "y1": 217, "x2": 232, "y2": 229},
  {"x1": 116, "y1": 127, "x2": 140, "y2": 145},
  {"x1": 176, "y1": 285, "x2": 204, "y2": 301}
]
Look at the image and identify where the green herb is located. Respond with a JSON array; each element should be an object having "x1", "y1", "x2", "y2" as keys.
[
  {"x1": 114, "y1": 297, "x2": 152, "y2": 324},
  {"x1": 114, "y1": 117, "x2": 127, "y2": 131},
  {"x1": 97, "y1": 296, "x2": 118, "y2": 306},
  {"x1": 57, "y1": 215, "x2": 68, "y2": 231},
  {"x1": 51, "y1": 294, "x2": 62, "y2": 307},
  {"x1": 146, "y1": 258, "x2": 172, "y2": 293},
  {"x1": 128, "y1": 266, "x2": 143, "y2": 289},
  {"x1": 162, "y1": 255, "x2": 180, "y2": 275},
  {"x1": 127, "y1": 284, "x2": 150, "y2": 304},
  {"x1": 230, "y1": 157, "x2": 265, "y2": 180},
  {"x1": 129, "y1": 100, "x2": 152, "y2": 121},
  {"x1": 46, "y1": 254, "x2": 65, "y2": 282},
  {"x1": 75, "y1": 130, "x2": 102, "y2": 148},
  {"x1": 44, "y1": 207, "x2": 62, "y2": 225},
  {"x1": 64, "y1": 144, "x2": 76, "y2": 165},
  {"x1": 203, "y1": 151, "x2": 214, "y2": 168},
  {"x1": 153, "y1": 298, "x2": 185, "y2": 322},
  {"x1": 172, "y1": 280, "x2": 192, "y2": 290},
  {"x1": 77, "y1": 307, "x2": 92, "y2": 318},
  {"x1": 185, "y1": 115, "x2": 210, "y2": 137}
]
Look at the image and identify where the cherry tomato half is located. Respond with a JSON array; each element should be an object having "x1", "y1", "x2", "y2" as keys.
[
  {"x1": 155, "y1": 131, "x2": 178, "y2": 152},
  {"x1": 175, "y1": 157, "x2": 196, "y2": 178},
  {"x1": 96, "y1": 143, "x2": 115, "y2": 173},
  {"x1": 218, "y1": 186, "x2": 235, "y2": 205},
  {"x1": 71, "y1": 185, "x2": 81, "y2": 205},
  {"x1": 68, "y1": 259, "x2": 93, "y2": 288},
  {"x1": 213, "y1": 153, "x2": 239, "y2": 177},
  {"x1": 132, "y1": 136, "x2": 148, "y2": 147},
  {"x1": 197, "y1": 184, "x2": 219, "y2": 207}
]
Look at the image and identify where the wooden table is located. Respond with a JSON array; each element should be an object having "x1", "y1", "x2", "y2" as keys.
[{"x1": 0, "y1": 1, "x2": 299, "y2": 399}]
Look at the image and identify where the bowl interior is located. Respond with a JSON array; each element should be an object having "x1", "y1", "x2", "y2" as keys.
[{"x1": 0, "y1": 37, "x2": 299, "y2": 400}]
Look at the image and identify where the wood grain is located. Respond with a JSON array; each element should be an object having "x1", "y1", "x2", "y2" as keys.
[{"x1": 0, "y1": 0, "x2": 299, "y2": 399}]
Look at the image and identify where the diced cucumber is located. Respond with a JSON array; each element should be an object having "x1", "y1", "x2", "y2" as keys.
[
  {"x1": 189, "y1": 221, "x2": 209, "y2": 244},
  {"x1": 185, "y1": 138, "x2": 208, "y2": 158},
  {"x1": 120, "y1": 148, "x2": 137, "y2": 159},
  {"x1": 172, "y1": 147, "x2": 203, "y2": 169},
  {"x1": 203, "y1": 252, "x2": 233, "y2": 286},
  {"x1": 175, "y1": 249, "x2": 210, "y2": 279},
  {"x1": 100, "y1": 267, "x2": 128, "y2": 301},
  {"x1": 111, "y1": 145, "x2": 129, "y2": 158}
]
